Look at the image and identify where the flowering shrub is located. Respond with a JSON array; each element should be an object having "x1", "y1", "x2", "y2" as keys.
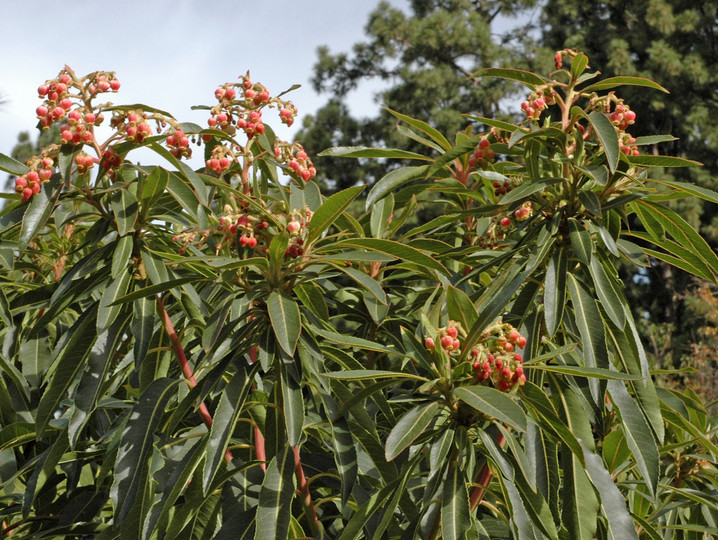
[{"x1": 0, "y1": 51, "x2": 716, "y2": 539}]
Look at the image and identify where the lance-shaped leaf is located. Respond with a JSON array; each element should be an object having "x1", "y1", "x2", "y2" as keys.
[
  {"x1": 580, "y1": 441, "x2": 638, "y2": 540},
  {"x1": 441, "y1": 463, "x2": 471, "y2": 540},
  {"x1": 454, "y1": 386, "x2": 527, "y2": 432},
  {"x1": 267, "y1": 290, "x2": 301, "y2": 356},
  {"x1": 568, "y1": 218, "x2": 592, "y2": 265},
  {"x1": 319, "y1": 145, "x2": 431, "y2": 160},
  {"x1": 36, "y1": 306, "x2": 98, "y2": 438},
  {"x1": 447, "y1": 285, "x2": 478, "y2": 331},
  {"x1": 203, "y1": 366, "x2": 256, "y2": 493},
  {"x1": 582, "y1": 76, "x2": 669, "y2": 93},
  {"x1": 588, "y1": 256, "x2": 626, "y2": 328},
  {"x1": 307, "y1": 184, "x2": 364, "y2": 244},
  {"x1": 385, "y1": 402, "x2": 439, "y2": 461},
  {"x1": 331, "y1": 238, "x2": 446, "y2": 274},
  {"x1": 0, "y1": 152, "x2": 30, "y2": 175},
  {"x1": 567, "y1": 273, "x2": 608, "y2": 402},
  {"x1": 544, "y1": 247, "x2": 567, "y2": 337},
  {"x1": 18, "y1": 174, "x2": 62, "y2": 251},
  {"x1": 111, "y1": 188, "x2": 139, "y2": 237},
  {"x1": 366, "y1": 165, "x2": 429, "y2": 210},
  {"x1": 606, "y1": 379, "x2": 659, "y2": 496},
  {"x1": 472, "y1": 67, "x2": 547, "y2": 87},
  {"x1": 587, "y1": 111, "x2": 619, "y2": 173},
  {"x1": 561, "y1": 448, "x2": 599, "y2": 540},
  {"x1": 281, "y1": 362, "x2": 305, "y2": 447},
  {"x1": 140, "y1": 166, "x2": 169, "y2": 212},
  {"x1": 97, "y1": 268, "x2": 132, "y2": 332},
  {"x1": 111, "y1": 378, "x2": 179, "y2": 523},
  {"x1": 254, "y1": 445, "x2": 296, "y2": 540}
]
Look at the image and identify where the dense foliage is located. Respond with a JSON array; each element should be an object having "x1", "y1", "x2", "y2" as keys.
[{"x1": 0, "y1": 53, "x2": 717, "y2": 539}]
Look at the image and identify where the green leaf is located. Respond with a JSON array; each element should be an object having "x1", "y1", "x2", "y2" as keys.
[
  {"x1": 18, "y1": 175, "x2": 62, "y2": 251},
  {"x1": 525, "y1": 364, "x2": 641, "y2": 380},
  {"x1": 323, "y1": 370, "x2": 428, "y2": 382},
  {"x1": 281, "y1": 362, "x2": 305, "y2": 446},
  {"x1": 293, "y1": 282, "x2": 328, "y2": 322},
  {"x1": 267, "y1": 290, "x2": 301, "y2": 356},
  {"x1": 441, "y1": 463, "x2": 471, "y2": 540},
  {"x1": 571, "y1": 52, "x2": 589, "y2": 78},
  {"x1": 454, "y1": 386, "x2": 527, "y2": 432},
  {"x1": 648, "y1": 178, "x2": 718, "y2": 204},
  {"x1": 386, "y1": 107, "x2": 451, "y2": 151},
  {"x1": 606, "y1": 379, "x2": 659, "y2": 496},
  {"x1": 499, "y1": 177, "x2": 563, "y2": 205},
  {"x1": 561, "y1": 450, "x2": 599, "y2": 539},
  {"x1": 588, "y1": 256, "x2": 626, "y2": 328},
  {"x1": 140, "y1": 166, "x2": 169, "y2": 211},
  {"x1": 254, "y1": 445, "x2": 296, "y2": 540},
  {"x1": 318, "y1": 145, "x2": 431, "y2": 160},
  {"x1": 97, "y1": 268, "x2": 132, "y2": 332},
  {"x1": 111, "y1": 378, "x2": 179, "y2": 523},
  {"x1": 22, "y1": 431, "x2": 69, "y2": 517},
  {"x1": 307, "y1": 185, "x2": 365, "y2": 244},
  {"x1": 385, "y1": 402, "x2": 439, "y2": 461},
  {"x1": 370, "y1": 193, "x2": 394, "y2": 239},
  {"x1": 366, "y1": 166, "x2": 429, "y2": 210},
  {"x1": 473, "y1": 67, "x2": 547, "y2": 87},
  {"x1": 568, "y1": 218, "x2": 592, "y2": 265},
  {"x1": 425, "y1": 135, "x2": 481, "y2": 179},
  {"x1": 203, "y1": 366, "x2": 256, "y2": 493},
  {"x1": 111, "y1": 235, "x2": 134, "y2": 278},
  {"x1": 147, "y1": 142, "x2": 208, "y2": 205},
  {"x1": 111, "y1": 188, "x2": 139, "y2": 237},
  {"x1": 0, "y1": 152, "x2": 30, "y2": 175},
  {"x1": 580, "y1": 441, "x2": 638, "y2": 540},
  {"x1": 112, "y1": 276, "x2": 204, "y2": 305},
  {"x1": 338, "y1": 265, "x2": 387, "y2": 304},
  {"x1": 582, "y1": 76, "x2": 669, "y2": 93},
  {"x1": 544, "y1": 248, "x2": 567, "y2": 337},
  {"x1": 464, "y1": 115, "x2": 519, "y2": 132},
  {"x1": 332, "y1": 238, "x2": 447, "y2": 274},
  {"x1": 447, "y1": 285, "x2": 478, "y2": 332},
  {"x1": 587, "y1": 111, "x2": 620, "y2": 173},
  {"x1": 36, "y1": 305, "x2": 98, "y2": 438},
  {"x1": 628, "y1": 154, "x2": 702, "y2": 168},
  {"x1": 567, "y1": 273, "x2": 608, "y2": 372}
]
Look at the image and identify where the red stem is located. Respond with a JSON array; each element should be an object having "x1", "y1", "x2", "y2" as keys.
[
  {"x1": 293, "y1": 445, "x2": 323, "y2": 537},
  {"x1": 248, "y1": 345, "x2": 267, "y2": 472},
  {"x1": 469, "y1": 431, "x2": 506, "y2": 511},
  {"x1": 157, "y1": 294, "x2": 233, "y2": 463}
]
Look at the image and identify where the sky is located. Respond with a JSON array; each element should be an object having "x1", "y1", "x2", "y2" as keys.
[{"x1": 0, "y1": 0, "x2": 404, "y2": 164}]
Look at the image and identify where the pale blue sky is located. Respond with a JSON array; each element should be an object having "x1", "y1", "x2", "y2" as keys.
[{"x1": 0, "y1": 0, "x2": 401, "y2": 161}]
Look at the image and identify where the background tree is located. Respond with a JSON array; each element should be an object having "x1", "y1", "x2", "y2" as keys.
[
  {"x1": 296, "y1": 0, "x2": 545, "y2": 192},
  {"x1": 540, "y1": 0, "x2": 718, "y2": 389}
]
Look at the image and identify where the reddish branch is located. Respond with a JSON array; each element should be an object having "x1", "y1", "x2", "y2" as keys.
[
  {"x1": 294, "y1": 445, "x2": 323, "y2": 537},
  {"x1": 157, "y1": 294, "x2": 233, "y2": 463},
  {"x1": 2, "y1": 516, "x2": 59, "y2": 537},
  {"x1": 248, "y1": 345, "x2": 267, "y2": 472},
  {"x1": 469, "y1": 431, "x2": 506, "y2": 510}
]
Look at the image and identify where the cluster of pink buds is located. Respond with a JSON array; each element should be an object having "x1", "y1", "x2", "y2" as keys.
[
  {"x1": 275, "y1": 144, "x2": 316, "y2": 182},
  {"x1": 101, "y1": 148, "x2": 123, "y2": 173},
  {"x1": 278, "y1": 104, "x2": 298, "y2": 127},
  {"x1": 467, "y1": 138, "x2": 495, "y2": 171},
  {"x1": 74, "y1": 152, "x2": 97, "y2": 174},
  {"x1": 521, "y1": 88, "x2": 551, "y2": 121},
  {"x1": 215, "y1": 205, "x2": 268, "y2": 252},
  {"x1": 86, "y1": 73, "x2": 121, "y2": 95},
  {"x1": 206, "y1": 75, "x2": 287, "y2": 142},
  {"x1": 609, "y1": 103, "x2": 636, "y2": 131},
  {"x1": 111, "y1": 110, "x2": 153, "y2": 143},
  {"x1": 284, "y1": 208, "x2": 311, "y2": 259},
  {"x1": 59, "y1": 109, "x2": 97, "y2": 145},
  {"x1": 425, "y1": 321, "x2": 463, "y2": 356},
  {"x1": 165, "y1": 128, "x2": 192, "y2": 159},
  {"x1": 15, "y1": 154, "x2": 56, "y2": 201},
  {"x1": 205, "y1": 145, "x2": 234, "y2": 175},
  {"x1": 36, "y1": 73, "x2": 74, "y2": 129},
  {"x1": 472, "y1": 322, "x2": 527, "y2": 391},
  {"x1": 619, "y1": 134, "x2": 640, "y2": 156}
]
